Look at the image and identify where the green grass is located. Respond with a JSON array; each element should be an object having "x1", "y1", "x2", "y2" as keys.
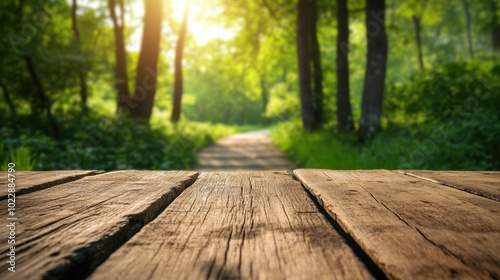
[
  {"x1": 270, "y1": 120, "x2": 499, "y2": 171},
  {"x1": 1, "y1": 143, "x2": 35, "y2": 171},
  {"x1": 271, "y1": 121, "x2": 401, "y2": 169}
]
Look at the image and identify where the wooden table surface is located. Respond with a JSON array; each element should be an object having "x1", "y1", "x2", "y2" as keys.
[{"x1": 1, "y1": 170, "x2": 498, "y2": 279}]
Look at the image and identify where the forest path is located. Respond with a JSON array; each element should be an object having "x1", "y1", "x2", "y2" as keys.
[{"x1": 193, "y1": 129, "x2": 296, "y2": 171}]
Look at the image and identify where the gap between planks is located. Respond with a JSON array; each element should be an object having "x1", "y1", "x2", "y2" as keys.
[
  {"x1": 398, "y1": 170, "x2": 500, "y2": 202},
  {"x1": 0, "y1": 170, "x2": 105, "y2": 200},
  {"x1": 88, "y1": 171, "x2": 374, "y2": 280},
  {"x1": 0, "y1": 171, "x2": 199, "y2": 280},
  {"x1": 294, "y1": 169, "x2": 500, "y2": 280}
]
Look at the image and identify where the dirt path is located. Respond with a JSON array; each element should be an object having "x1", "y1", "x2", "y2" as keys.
[{"x1": 193, "y1": 129, "x2": 295, "y2": 171}]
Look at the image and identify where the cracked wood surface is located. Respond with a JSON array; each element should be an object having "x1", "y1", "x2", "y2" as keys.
[
  {"x1": 0, "y1": 170, "x2": 103, "y2": 199},
  {"x1": 400, "y1": 170, "x2": 500, "y2": 201},
  {"x1": 89, "y1": 171, "x2": 373, "y2": 280},
  {"x1": 193, "y1": 130, "x2": 295, "y2": 171},
  {"x1": 0, "y1": 171, "x2": 198, "y2": 280},
  {"x1": 294, "y1": 169, "x2": 500, "y2": 279}
]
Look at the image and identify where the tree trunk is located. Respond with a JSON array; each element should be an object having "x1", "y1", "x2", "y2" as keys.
[
  {"x1": 0, "y1": 79, "x2": 20, "y2": 136},
  {"x1": 260, "y1": 75, "x2": 268, "y2": 113},
  {"x1": 130, "y1": 0, "x2": 163, "y2": 120},
  {"x1": 461, "y1": 0, "x2": 474, "y2": 59},
  {"x1": 71, "y1": 0, "x2": 88, "y2": 112},
  {"x1": 16, "y1": 0, "x2": 59, "y2": 137},
  {"x1": 296, "y1": 0, "x2": 316, "y2": 131},
  {"x1": 412, "y1": 15, "x2": 425, "y2": 72},
  {"x1": 336, "y1": 0, "x2": 354, "y2": 131},
  {"x1": 24, "y1": 55, "x2": 60, "y2": 138},
  {"x1": 108, "y1": 0, "x2": 131, "y2": 114},
  {"x1": 310, "y1": 0, "x2": 324, "y2": 126},
  {"x1": 171, "y1": 7, "x2": 188, "y2": 123},
  {"x1": 360, "y1": 0, "x2": 388, "y2": 141},
  {"x1": 0, "y1": 80, "x2": 16, "y2": 116},
  {"x1": 492, "y1": 0, "x2": 500, "y2": 51}
]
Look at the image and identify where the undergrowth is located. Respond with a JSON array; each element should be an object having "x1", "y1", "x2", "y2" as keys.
[
  {"x1": 271, "y1": 61, "x2": 500, "y2": 171},
  {"x1": 0, "y1": 112, "x2": 234, "y2": 171}
]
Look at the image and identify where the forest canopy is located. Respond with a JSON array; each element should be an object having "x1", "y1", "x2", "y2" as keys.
[{"x1": 1, "y1": 0, "x2": 499, "y2": 170}]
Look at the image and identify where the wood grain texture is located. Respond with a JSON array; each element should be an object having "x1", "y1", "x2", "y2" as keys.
[
  {"x1": 400, "y1": 170, "x2": 500, "y2": 201},
  {"x1": 0, "y1": 170, "x2": 104, "y2": 199},
  {"x1": 0, "y1": 171, "x2": 198, "y2": 280},
  {"x1": 89, "y1": 171, "x2": 373, "y2": 280},
  {"x1": 294, "y1": 169, "x2": 500, "y2": 280}
]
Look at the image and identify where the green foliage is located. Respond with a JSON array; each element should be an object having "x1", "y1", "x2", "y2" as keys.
[
  {"x1": 385, "y1": 60, "x2": 500, "y2": 168},
  {"x1": 0, "y1": 143, "x2": 35, "y2": 171},
  {"x1": 385, "y1": 61, "x2": 500, "y2": 125},
  {"x1": 1, "y1": 0, "x2": 499, "y2": 172},
  {"x1": 274, "y1": 61, "x2": 500, "y2": 171},
  {"x1": 0, "y1": 112, "x2": 233, "y2": 171}
]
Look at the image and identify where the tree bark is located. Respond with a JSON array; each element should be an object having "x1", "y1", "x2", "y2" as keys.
[
  {"x1": 171, "y1": 7, "x2": 188, "y2": 123},
  {"x1": 0, "y1": 79, "x2": 16, "y2": 116},
  {"x1": 130, "y1": 0, "x2": 163, "y2": 120},
  {"x1": 108, "y1": 0, "x2": 131, "y2": 114},
  {"x1": 71, "y1": 0, "x2": 88, "y2": 112},
  {"x1": 412, "y1": 15, "x2": 425, "y2": 72},
  {"x1": 360, "y1": 0, "x2": 388, "y2": 141},
  {"x1": 310, "y1": 0, "x2": 323, "y2": 126},
  {"x1": 296, "y1": 0, "x2": 316, "y2": 131},
  {"x1": 461, "y1": 0, "x2": 474, "y2": 59},
  {"x1": 336, "y1": 0, "x2": 354, "y2": 131}
]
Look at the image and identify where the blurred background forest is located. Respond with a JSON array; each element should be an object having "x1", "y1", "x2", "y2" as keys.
[{"x1": 0, "y1": 0, "x2": 499, "y2": 171}]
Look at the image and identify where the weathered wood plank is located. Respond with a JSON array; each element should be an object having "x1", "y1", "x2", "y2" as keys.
[
  {"x1": 0, "y1": 170, "x2": 104, "y2": 200},
  {"x1": 294, "y1": 169, "x2": 500, "y2": 279},
  {"x1": 194, "y1": 165, "x2": 296, "y2": 171},
  {"x1": 400, "y1": 170, "x2": 500, "y2": 201},
  {"x1": 0, "y1": 171, "x2": 198, "y2": 280},
  {"x1": 89, "y1": 171, "x2": 373, "y2": 280}
]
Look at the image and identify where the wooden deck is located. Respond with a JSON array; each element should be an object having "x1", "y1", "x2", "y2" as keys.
[{"x1": 1, "y1": 170, "x2": 498, "y2": 279}]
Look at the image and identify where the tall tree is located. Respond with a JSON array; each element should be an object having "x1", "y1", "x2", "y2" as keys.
[
  {"x1": 461, "y1": 0, "x2": 474, "y2": 59},
  {"x1": 409, "y1": 0, "x2": 428, "y2": 72},
  {"x1": 360, "y1": 0, "x2": 388, "y2": 141},
  {"x1": 336, "y1": 0, "x2": 354, "y2": 130},
  {"x1": 296, "y1": 0, "x2": 316, "y2": 131},
  {"x1": 130, "y1": 0, "x2": 163, "y2": 120},
  {"x1": 171, "y1": 6, "x2": 189, "y2": 123},
  {"x1": 412, "y1": 15, "x2": 424, "y2": 72},
  {"x1": 0, "y1": 80, "x2": 16, "y2": 116},
  {"x1": 310, "y1": 0, "x2": 324, "y2": 126},
  {"x1": 108, "y1": 0, "x2": 131, "y2": 114},
  {"x1": 71, "y1": 0, "x2": 88, "y2": 111},
  {"x1": 491, "y1": 0, "x2": 500, "y2": 51},
  {"x1": 15, "y1": 0, "x2": 59, "y2": 138},
  {"x1": 25, "y1": 55, "x2": 60, "y2": 138},
  {"x1": 260, "y1": 75, "x2": 269, "y2": 113}
]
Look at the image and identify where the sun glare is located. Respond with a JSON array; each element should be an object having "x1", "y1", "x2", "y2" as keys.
[
  {"x1": 171, "y1": 0, "x2": 236, "y2": 45},
  {"x1": 78, "y1": 0, "x2": 236, "y2": 50},
  {"x1": 171, "y1": 0, "x2": 189, "y2": 22}
]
